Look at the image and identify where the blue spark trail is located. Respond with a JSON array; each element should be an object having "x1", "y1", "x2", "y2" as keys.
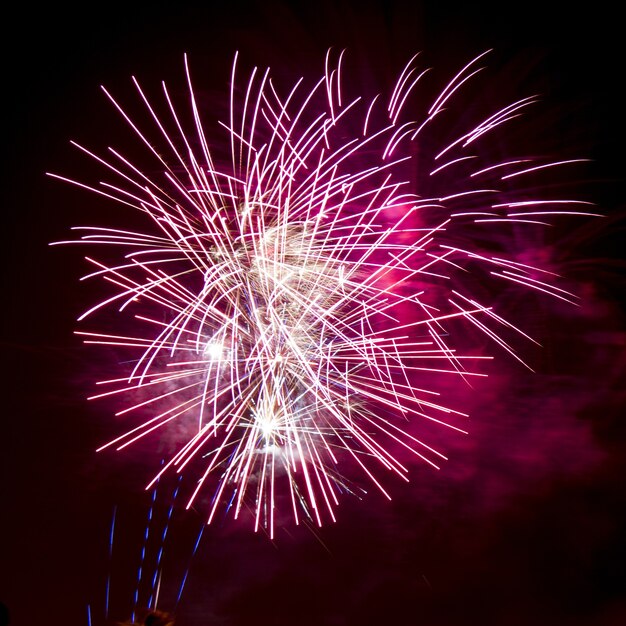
[
  {"x1": 105, "y1": 505, "x2": 117, "y2": 619},
  {"x1": 148, "y1": 477, "x2": 182, "y2": 609},
  {"x1": 132, "y1": 484, "x2": 159, "y2": 622},
  {"x1": 175, "y1": 523, "x2": 205, "y2": 608}
]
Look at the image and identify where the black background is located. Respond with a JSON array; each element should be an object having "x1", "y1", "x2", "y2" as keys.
[{"x1": 2, "y1": 2, "x2": 625, "y2": 625}]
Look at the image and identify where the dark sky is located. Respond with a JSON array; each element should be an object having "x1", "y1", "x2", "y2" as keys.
[{"x1": 2, "y1": 2, "x2": 625, "y2": 625}]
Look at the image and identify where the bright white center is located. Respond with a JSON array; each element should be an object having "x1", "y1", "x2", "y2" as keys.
[
  {"x1": 260, "y1": 416, "x2": 276, "y2": 441},
  {"x1": 203, "y1": 341, "x2": 224, "y2": 360}
]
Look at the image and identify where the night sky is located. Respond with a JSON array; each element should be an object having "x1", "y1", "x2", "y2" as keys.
[{"x1": 2, "y1": 2, "x2": 625, "y2": 625}]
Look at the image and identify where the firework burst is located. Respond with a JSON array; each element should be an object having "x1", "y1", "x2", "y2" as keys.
[{"x1": 50, "y1": 50, "x2": 596, "y2": 536}]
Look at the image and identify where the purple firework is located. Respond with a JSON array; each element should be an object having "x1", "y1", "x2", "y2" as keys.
[{"x1": 50, "y1": 50, "x2": 595, "y2": 537}]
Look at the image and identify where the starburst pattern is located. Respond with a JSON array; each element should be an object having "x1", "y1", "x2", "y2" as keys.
[{"x1": 50, "y1": 50, "x2": 595, "y2": 536}]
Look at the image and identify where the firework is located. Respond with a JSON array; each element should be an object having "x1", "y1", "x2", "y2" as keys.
[{"x1": 50, "y1": 50, "x2": 595, "y2": 536}]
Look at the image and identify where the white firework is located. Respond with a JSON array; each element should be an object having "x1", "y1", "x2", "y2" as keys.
[{"x1": 50, "y1": 50, "x2": 595, "y2": 536}]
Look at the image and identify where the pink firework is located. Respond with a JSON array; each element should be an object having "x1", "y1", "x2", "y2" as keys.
[{"x1": 50, "y1": 50, "x2": 595, "y2": 537}]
